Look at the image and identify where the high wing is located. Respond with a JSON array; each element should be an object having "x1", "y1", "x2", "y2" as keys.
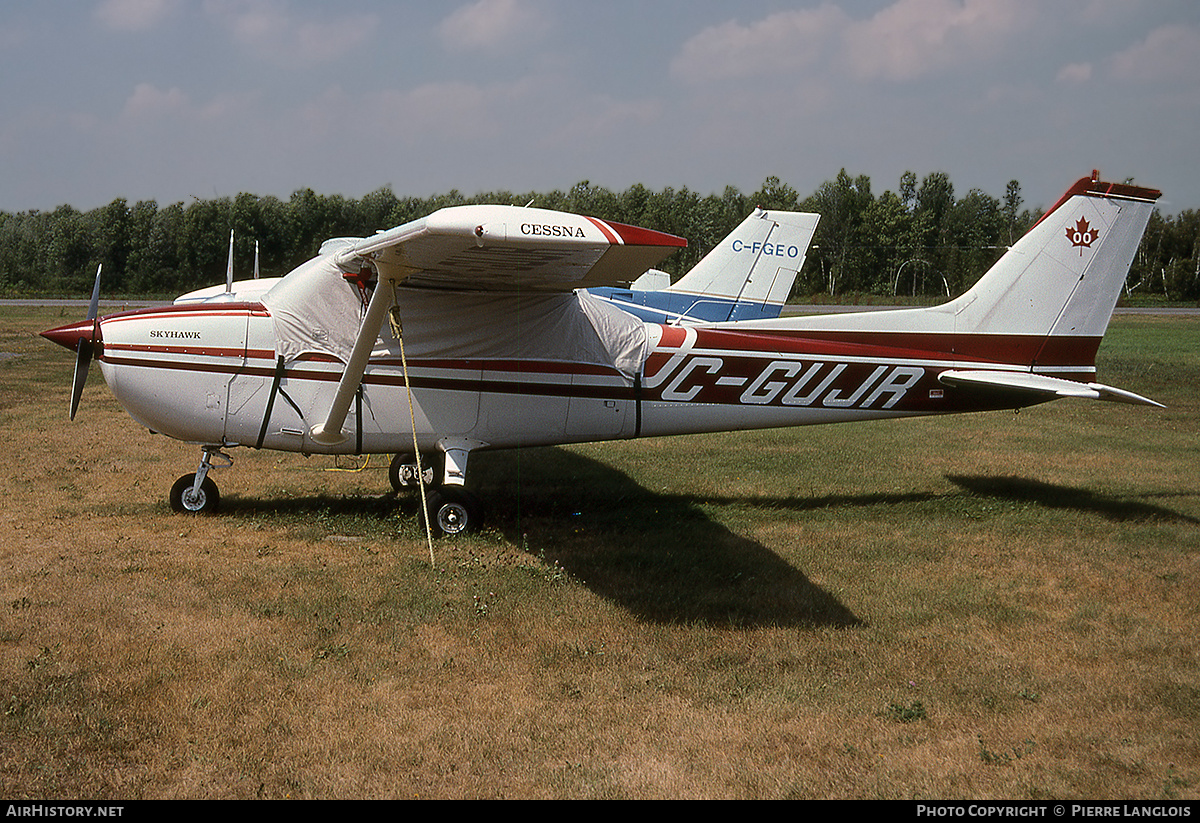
[
  {"x1": 338, "y1": 205, "x2": 686, "y2": 291},
  {"x1": 311, "y1": 205, "x2": 686, "y2": 445}
]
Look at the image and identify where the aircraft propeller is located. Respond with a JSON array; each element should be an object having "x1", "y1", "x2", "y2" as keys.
[{"x1": 68, "y1": 264, "x2": 103, "y2": 420}]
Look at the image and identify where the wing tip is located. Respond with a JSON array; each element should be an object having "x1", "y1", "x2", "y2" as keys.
[{"x1": 589, "y1": 217, "x2": 687, "y2": 249}]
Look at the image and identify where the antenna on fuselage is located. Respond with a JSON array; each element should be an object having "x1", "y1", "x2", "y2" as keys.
[
  {"x1": 225, "y1": 229, "x2": 234, "y2": 293},
  {"x1": 254, "y1": 240, "x2": 260, "y2": 279}
]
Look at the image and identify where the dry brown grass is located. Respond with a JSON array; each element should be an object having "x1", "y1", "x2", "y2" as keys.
[{"x1": 1, "y1": 306, "x2": 1197, "y2": 799}]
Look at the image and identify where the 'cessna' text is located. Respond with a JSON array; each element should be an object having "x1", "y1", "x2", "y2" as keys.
[{"x1": 521, "y1": 223, "x2": 585, "y2": 238}]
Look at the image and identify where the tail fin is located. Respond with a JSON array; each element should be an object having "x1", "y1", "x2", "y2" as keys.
[
  {"x1": 740, "y1": 174, "x2": 1162, "y2": 404},
  {"x1": 666, "y1": 208, "x2": 820, "y2": 321},
  {"x1": 950, "y1": 172, "x2": 1160, "y2": 344},
  {"x1": 588, "y1": 209, "x2": 819, "y2": 323},
  {"x1": 936, "y1": 173, "x2": 1162, "y2": 404},
  {"x1": 777, "y1": 174, "x2": 1159, "y2": 366}
]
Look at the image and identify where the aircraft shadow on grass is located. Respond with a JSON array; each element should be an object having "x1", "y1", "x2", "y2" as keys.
[
  {"x1": 645, "y1": 474, "x2": 1199, "y2": 526},
  {"x1": 472, "y1": 448, "x2": 862, "y2": 629},
  {"x1": 214, "y1": 460, "x2": 1195, "y2": 628},
  {"x1": 219, "y1": 446, "x2": 862, "y2": 630},
  {"x1": 944, "y1": 475, "x2": 1200, "y2": 525}
]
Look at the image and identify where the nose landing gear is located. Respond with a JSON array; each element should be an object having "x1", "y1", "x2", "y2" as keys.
[{"x1": 169, "y1": 447, "x2": 231, "y2": 514}]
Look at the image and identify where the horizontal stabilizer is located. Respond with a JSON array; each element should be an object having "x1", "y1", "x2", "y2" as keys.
[
  {"x1": 938, "y1": 370, "x2": 1164, "y2": 408},
  {"x1": 1087, "y1": 381, "x2": 1166, "y2": 408}
]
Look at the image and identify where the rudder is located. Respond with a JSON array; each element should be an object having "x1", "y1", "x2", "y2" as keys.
[
  {"x1": 668, "y1": 209, "x2": 819, "y2": 315},
  {"x1": 950, "y1": 173, "x2": 1160, "y2": 351}
]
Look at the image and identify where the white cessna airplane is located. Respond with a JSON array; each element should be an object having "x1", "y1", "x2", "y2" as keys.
[
  {"x1": 165, "y1": 207, "x2": 819, "y2": 494},
  {"x1": 43, "y1": 173, "x2": 1162, "y2": 536}
]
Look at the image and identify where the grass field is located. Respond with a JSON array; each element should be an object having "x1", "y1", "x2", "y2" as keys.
[{"x1": 1, "y1": 306, "x2": 1197, "y2": 799}]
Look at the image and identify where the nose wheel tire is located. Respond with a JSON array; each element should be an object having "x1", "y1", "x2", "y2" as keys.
[
  {"x1": 424, "y1": 488, "x2": 482, "y2": 537},
  {"x1": 170, "y1": 475, "x2": 220, "y2": 514}
]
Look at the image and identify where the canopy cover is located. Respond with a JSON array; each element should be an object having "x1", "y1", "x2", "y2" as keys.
[{"x1": 261, "y1": 250, "x2": 649, "y2": 379}]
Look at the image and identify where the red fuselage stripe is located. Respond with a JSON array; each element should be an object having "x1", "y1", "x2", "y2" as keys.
[
  {"x1": 692, "y1": 328, "x2": 1101, "y2": 367},
  {"x1": 100, "y1": 354, "x2": 636, "y2": 401}
]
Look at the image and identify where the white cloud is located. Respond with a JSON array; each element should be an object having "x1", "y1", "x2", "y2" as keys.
[
  {"x1": 548, "y1": 96, "x2": 661, "y2": 147},
  {"x1": 94, "y1": 0, "x2": 177, "y2": 32},
  {"x1": 203, "y1": 0, "x2": 375, "y2": 68},
  {"x1": 1056, "y1": 62, "x2": 1092, "y2": 84},
  {"x1": 121, "y1": 82, "x2": 189, "y2": 119},
  {"x1": 372, "y1": 82, "x2": 494, "y2": 141},
  {"x1": 841, "y1": 0, "x2": 1030, "y2": 82},
  {"x1": 118, "y1": 82, "x2": 255, "y2": 129},
  {"x1": 1109, "y1": 23, "x2": 1200, "y2": 83},
  {"x1": 207, "y1": 0, "x2": 282, "y2": 43},
  {"x1": 672, "y1": 0, "x2": 1036, "y2": 84},
  {"x1": 295, "y1": 81, "x2": 505, "y2": 149},
  {"x1": 438, "y1": 0, "x2": 550, "y2": 53},
  {"x1": 670, "y1": 4, "x2": 850, "y2": 82}
]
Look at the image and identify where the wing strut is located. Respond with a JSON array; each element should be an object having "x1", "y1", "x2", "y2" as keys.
[{"x1": 310, "y1": 273, "x2": 396, "y2": 446}]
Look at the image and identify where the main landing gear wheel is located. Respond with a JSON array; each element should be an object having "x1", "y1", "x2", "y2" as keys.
[
  {"x1": 424, "y1": 487, "x2": 483, "y2": 537},
  {"x1": 170, "y1": 474, "x2": 220, "y2": 514},
  {"x1": 389, "y1": 453, "x2": 435, "y2": 492}
]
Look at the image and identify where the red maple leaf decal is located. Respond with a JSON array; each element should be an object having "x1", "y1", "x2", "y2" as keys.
[{"x1": 1066, "y1": 216, "x2": 1100, "y2": 254}]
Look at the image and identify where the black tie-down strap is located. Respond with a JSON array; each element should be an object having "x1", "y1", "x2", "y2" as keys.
[
  {"x1": 255, "y1": 356, "x2": 363, "y2": 452},
  {"x1": 355, "y1": 383, "x2": 363, "y2": 455},
  {"x1": 633, "y1": 372, "x2": 643, "y2": 439},
  {"x1": 256, "y1": 356, "x2": 304, "y2": 450}
]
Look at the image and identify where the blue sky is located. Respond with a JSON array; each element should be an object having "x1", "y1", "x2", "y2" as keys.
[{"x1": 3, "y1": 0, "x2": 1198, "y2": 216}]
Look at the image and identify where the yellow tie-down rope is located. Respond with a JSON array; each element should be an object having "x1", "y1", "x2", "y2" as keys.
[
  {"x1": 390, "y1": 298, "x2": 436, "y2": 567},
  {"x1": 326, "y1": 454, "x2": 371, "y2": 472}
]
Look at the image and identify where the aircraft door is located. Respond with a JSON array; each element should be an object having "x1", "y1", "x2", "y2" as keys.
[
  {"x1": 476, "y1": 361, "x2": 567, "y2": 447},
  {"x1": 566, "y1": 376, "x2": 630, "y2": 441},
  {"x1": 223, "y1": 311, "x2": 303, "y2": 449}
]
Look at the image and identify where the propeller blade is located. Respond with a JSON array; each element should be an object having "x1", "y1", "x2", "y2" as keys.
[
  {"x1": 69, "y1": 263, "x2": 102, "y2": 420},
  {"x1": 69, "y1": 337, "x2": 92, "y2": 421},
  {"x1": 87, "y1": 263, "x2": 102, "y2": 320}
]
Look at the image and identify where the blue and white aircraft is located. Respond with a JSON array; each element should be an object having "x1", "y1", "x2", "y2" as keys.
[{"x1": 587, "y1": 208, "x2": 819, "y2": 324}]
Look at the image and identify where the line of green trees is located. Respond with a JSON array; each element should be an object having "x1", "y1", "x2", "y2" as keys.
[{"x1": 1, "y1": 171, "x2": 1196, "y2": 301}]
